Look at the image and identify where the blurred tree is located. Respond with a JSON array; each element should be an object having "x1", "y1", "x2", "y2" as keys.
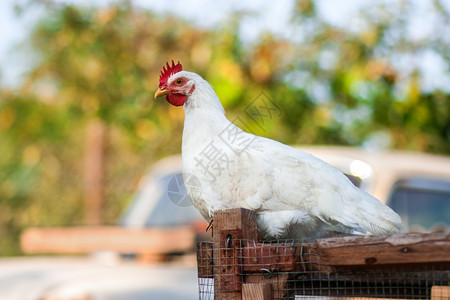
[
  {"x1": 279, "y1": 0, "x2": 450, "y2": 152},
  {"x1": 0, "y1": 0, "x2": 449, "y2": 255},
  {"x1": 22, "y1": 3, "x2": 218, "y2": 227},
  {"x1": 1, "y1": 2, "x2": 215, "y2": 254}
]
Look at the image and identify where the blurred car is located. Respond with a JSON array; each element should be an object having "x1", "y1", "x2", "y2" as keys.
[{"x1": 121, "y1": 146, "x2": 450, "y2": 233}]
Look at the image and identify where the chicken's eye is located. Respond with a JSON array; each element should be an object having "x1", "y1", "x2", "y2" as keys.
[{"x1": 175, "y1": 78, "x2": 184, "y2": 85}]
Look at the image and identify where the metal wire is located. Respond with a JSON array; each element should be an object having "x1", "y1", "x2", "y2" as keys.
[{"x1": 197, "y1": 239, "x2": 449, "y2": 300}]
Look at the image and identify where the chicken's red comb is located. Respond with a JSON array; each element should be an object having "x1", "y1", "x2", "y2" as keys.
[{"x1": 159, "y1": 60, "x2": 183, "y2": 88}]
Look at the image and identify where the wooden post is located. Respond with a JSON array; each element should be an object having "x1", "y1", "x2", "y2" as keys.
[{"x1": 213, "y1": 208, "x2": 258, "y2": 300}]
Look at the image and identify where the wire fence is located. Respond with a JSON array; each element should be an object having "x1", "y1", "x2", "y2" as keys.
[
  {"x1": 197, "y1": 239, "x2": 449, "y2": 299},
  {"x1": 195, "y1": 209, "x2": 450, "y2": 300}
]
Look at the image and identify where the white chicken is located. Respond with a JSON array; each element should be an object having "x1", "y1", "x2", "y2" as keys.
[{"x1": 154, "y1": 61, "x2": 403, "y2": 240}]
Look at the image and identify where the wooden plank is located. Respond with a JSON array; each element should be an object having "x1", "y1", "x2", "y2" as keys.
[
  {"x1": 245, "y1": 273, "x2": 290, "y2": 300},
  {"x1": 198, "y1": 242, "x2": 306, "y2": 277},
  {"x1": 213, "y1": 208, "x2": 258, "y2": 300},
  {"x1": 316, "y1": 232, "x2": 450, "y2": 266},
  {"x1": 242, "y1": 283, "x2": 272, "y2": 300},
  {"x1": 241, "y1": 243, "x2": 297, "y2": 272},
  {"x1": 21, "y1": 226, "x2": 195, "y2": 254},
  {"x1": 431, "y1": 286, "x2": 450, "y2": 300},
  {"x1": 200, "y1": 232, "x2": 450, "y2": 276}
]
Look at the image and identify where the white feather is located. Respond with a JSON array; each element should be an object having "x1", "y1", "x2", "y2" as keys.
[{"x1": 173, "y1": 71, "x2": 403, "y2": 240}]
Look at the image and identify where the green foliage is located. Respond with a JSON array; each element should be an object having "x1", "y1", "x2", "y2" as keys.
[{"x1": 0, "y1": 1, "x2": 449, "y2": 255}]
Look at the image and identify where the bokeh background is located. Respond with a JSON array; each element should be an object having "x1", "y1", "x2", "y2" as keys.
[{"x1": 0, "y1": 0, "x2": 449, "y2": 255}]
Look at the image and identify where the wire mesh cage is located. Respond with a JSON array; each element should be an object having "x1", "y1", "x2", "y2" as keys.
[{"x1": 196, "y1": 208, "x2": 450, "y2": 300}]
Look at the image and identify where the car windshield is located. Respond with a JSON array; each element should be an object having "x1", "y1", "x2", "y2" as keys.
[
  {"x1": 387, "y1": 177, "x2": 450, "y2": 232},
  {"x1": 144, "y1": 173, "x2": 203, "y2": 227},
  {"x1": 121, "y1": 171, "x2": 203, "y2": 228}
]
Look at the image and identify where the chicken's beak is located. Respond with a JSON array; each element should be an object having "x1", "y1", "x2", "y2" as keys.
[{"x1": 154, "y1": 88, "x2": 171, "y2": 99}]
